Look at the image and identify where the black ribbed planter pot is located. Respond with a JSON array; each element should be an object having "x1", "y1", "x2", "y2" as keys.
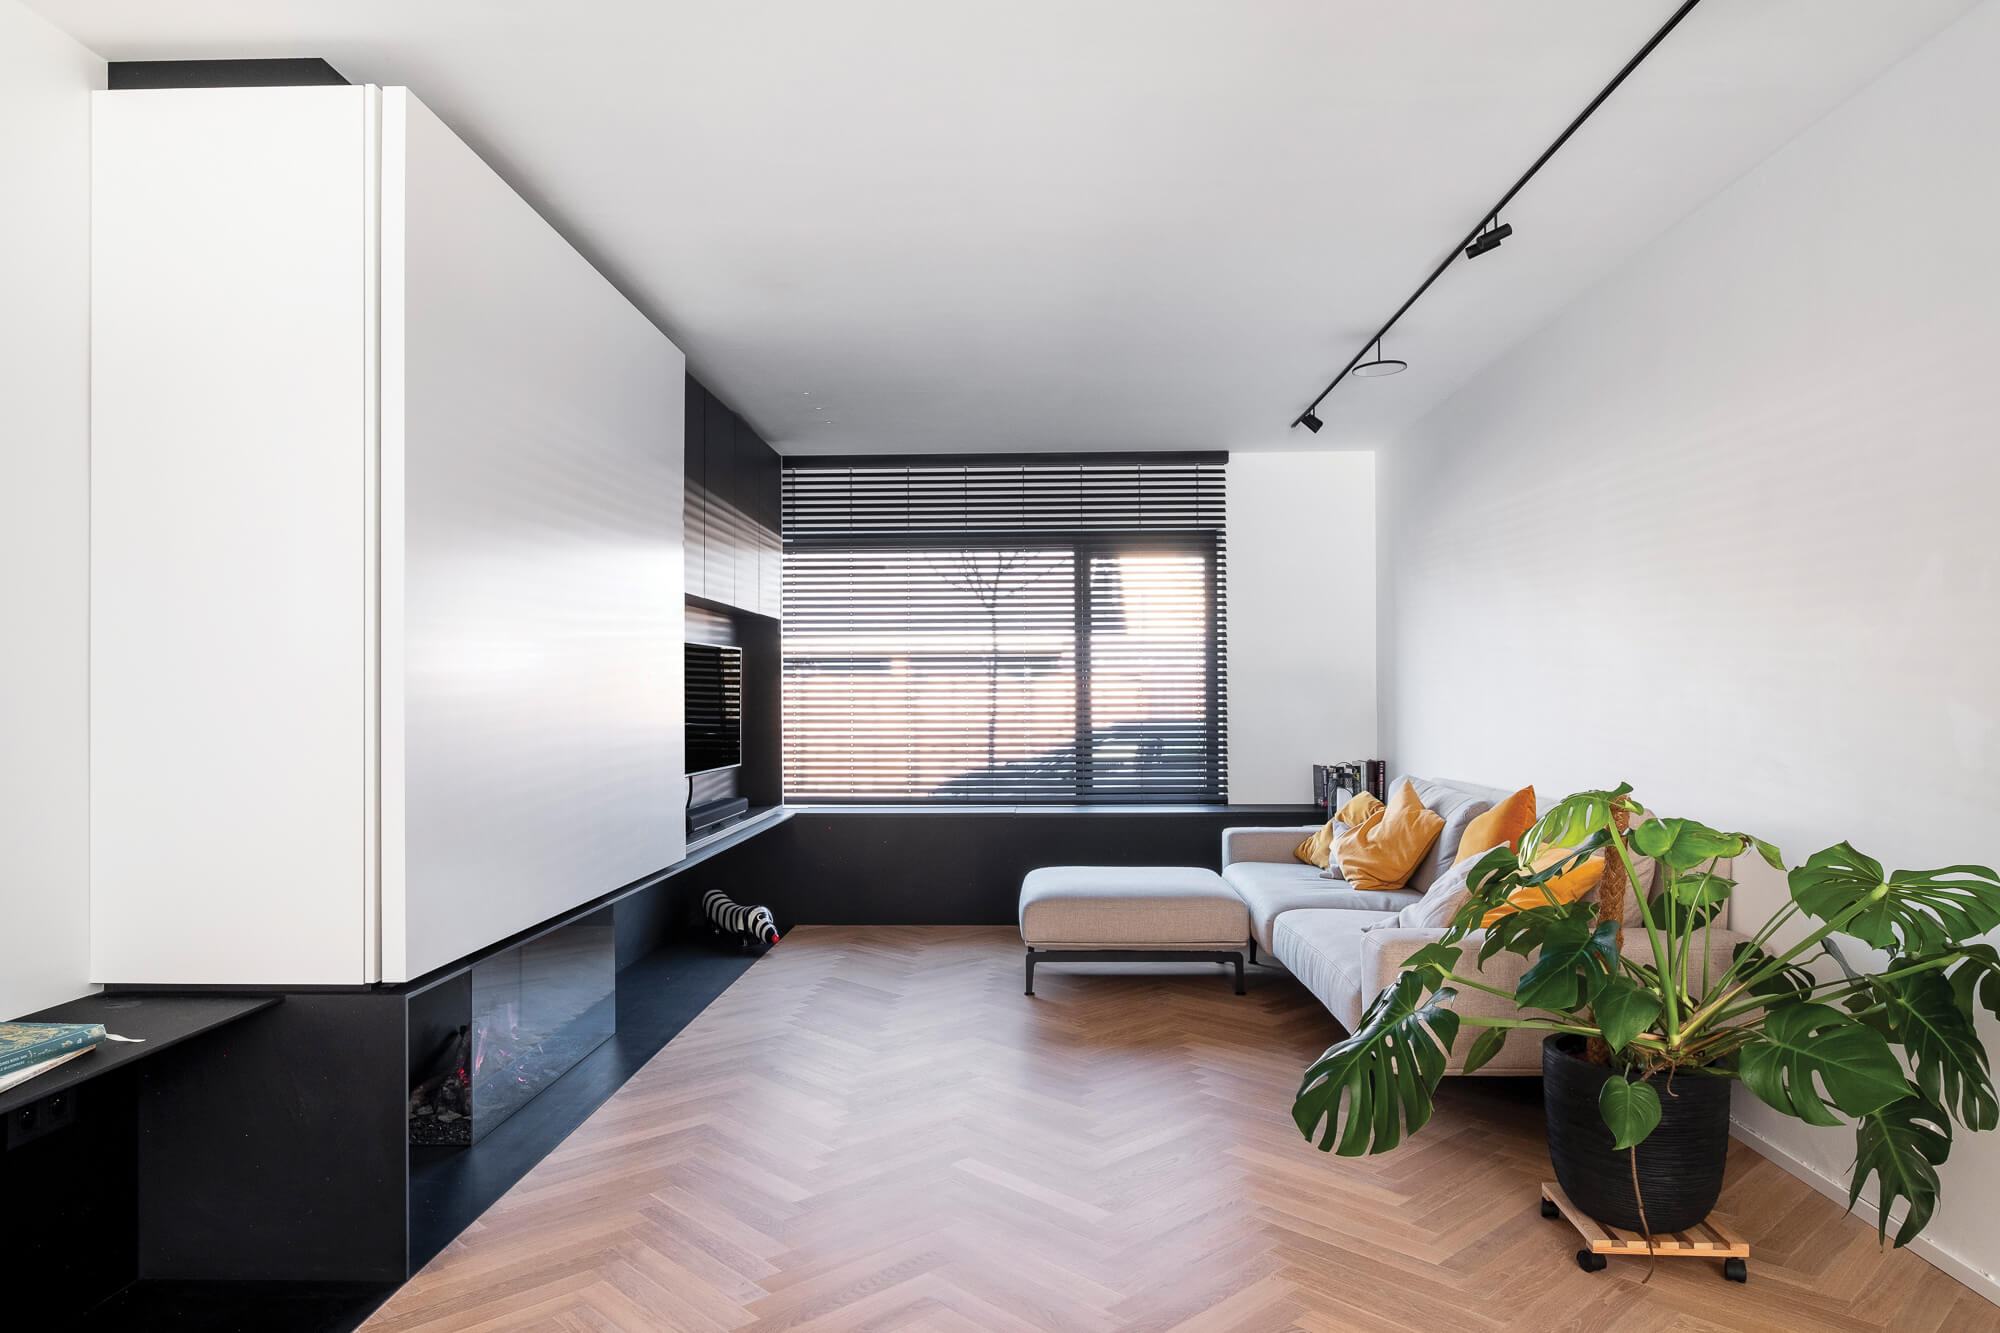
[{"x1": 1543, "y1": 1035, "x2": 1731, "y2": 1234}]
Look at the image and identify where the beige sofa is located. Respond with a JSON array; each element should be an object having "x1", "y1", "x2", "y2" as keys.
[
  {"x1": 1221, "y1": 776, "x2": 1505, "y2": 956},
  {"x1": 1224, "y1": 776, "x2": 1747, "y2": 1075}
]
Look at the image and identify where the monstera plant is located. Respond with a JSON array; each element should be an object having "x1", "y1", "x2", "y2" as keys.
[{"x1": 1292, "y1": 784, "x2": 2000, "y2": 1246}]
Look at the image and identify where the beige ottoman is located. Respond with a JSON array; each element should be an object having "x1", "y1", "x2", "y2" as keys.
[{"x1": 1018, "y1": 866, "x2": 1250, "y2": 995}]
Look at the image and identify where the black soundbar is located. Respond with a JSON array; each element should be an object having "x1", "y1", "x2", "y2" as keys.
[{"x1": 689, "y1": 795, "x2": 750, "y2": 839}]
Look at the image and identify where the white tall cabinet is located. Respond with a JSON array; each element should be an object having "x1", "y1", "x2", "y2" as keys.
[{"x1": 90, "y1": 86, "x2": 687, "y2": 986}]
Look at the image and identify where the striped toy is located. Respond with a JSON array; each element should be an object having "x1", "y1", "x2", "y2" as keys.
[{"x1": 702, "y1": 888, "x2": 780, "y2": 949}]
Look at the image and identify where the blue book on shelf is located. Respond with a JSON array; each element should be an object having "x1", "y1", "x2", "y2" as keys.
[{"x1": 0, "y1": 1022, "x2": 105, "y2": 1077}]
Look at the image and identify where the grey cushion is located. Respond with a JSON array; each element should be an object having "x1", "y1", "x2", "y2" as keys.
[
  {"x1": 1272, "y1": 908, "x2": 1398, "y2": 1026},
  {"x1": 1397, "y1": 775, "x2": 1510, "y2": 895},
  {"x1": 1222, "y1": 861, "x2": 1420, "y2": 953},
  {"x1": 1018, "y1": 866, "x2": 1248, "y2": 947},
  {"x1": 1375, "y1": 853, "x2": 1480, "y2": 931}
]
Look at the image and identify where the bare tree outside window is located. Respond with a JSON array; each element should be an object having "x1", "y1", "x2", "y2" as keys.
[{"x1": 925, "y1": 550, "x2": 1063, "y2": 772}]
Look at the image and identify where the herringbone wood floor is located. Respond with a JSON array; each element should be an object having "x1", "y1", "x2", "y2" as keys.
[{"x1": 364, "y1": 926, "x2": 1999, "y2": 1332}]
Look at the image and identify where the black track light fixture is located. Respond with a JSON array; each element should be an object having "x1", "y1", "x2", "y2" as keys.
[
  {"x1": 1465, "y1": 218, "x2": 1513, "y2": 260},
  {"x1": 1289, "y1": 0, "x2": 1703, "y2": 431},
  {"x1": 1351, "y1": 339, "x2": 1407, "y2": 378}
]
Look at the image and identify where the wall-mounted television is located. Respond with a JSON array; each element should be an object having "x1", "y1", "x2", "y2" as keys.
[{"x1": 685, "y1": 642, "x2": 744, "y2": 775}]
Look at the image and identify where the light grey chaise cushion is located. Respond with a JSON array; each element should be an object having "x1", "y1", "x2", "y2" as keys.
[
  {"x1": 1222, "y1": 861, "x2": 1419, "y2": 953},
  {"x1": 1018, "y1": 866, "x2": 1249, "y2": 948},
  {"x1": 1271, "y1": 908, "x2": 1398, "y2": 1024}
]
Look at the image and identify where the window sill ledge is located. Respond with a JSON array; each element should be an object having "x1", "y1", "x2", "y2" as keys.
[{"x1": 783, "y1": 803, "x2": 1320, "y2": 817}]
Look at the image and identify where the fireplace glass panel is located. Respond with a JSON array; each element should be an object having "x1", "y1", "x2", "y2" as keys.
[{"x1": 441, "y1": 910, "x2": 616, "y2": 1144}]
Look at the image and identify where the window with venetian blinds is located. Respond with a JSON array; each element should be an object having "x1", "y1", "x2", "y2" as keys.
[{"x1": 780, "y1": 455, "x2": 1227, "y2": 802}]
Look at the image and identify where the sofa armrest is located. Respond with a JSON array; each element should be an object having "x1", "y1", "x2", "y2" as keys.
[
  {"x1": 1358, "y1": 926, "x2": 1555, "y2": 1015},
  {"x1": 1358, "y1": 927, "x2": 1449, "y2": 999},
  {"x1": 1358, "y1": 925, "x2": 1755, "y2": 1075},
  {"x1": 1221, "y1": 825, "x2": 1320, "y2": 868},
  {"x1": 1361, "y1": 925, "x2": 1755, "y2": 993}
]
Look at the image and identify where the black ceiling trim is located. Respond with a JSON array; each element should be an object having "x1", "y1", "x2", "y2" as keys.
[
  {"x1": 782, "y1": 451, "x2": 1228, "y2": 471},
  {"x1": 108, "y1": 59, "x2": 349, "y2": 90}
]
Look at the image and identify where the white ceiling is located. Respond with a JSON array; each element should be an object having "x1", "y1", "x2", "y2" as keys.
[{"x1": 35, "y1": 0, "x2": 1977, "y2": 453}]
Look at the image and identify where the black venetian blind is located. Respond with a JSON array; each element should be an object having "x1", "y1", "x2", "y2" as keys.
[{"x1": 781, "y1": 454, "x2": 1227, "y2": 803}]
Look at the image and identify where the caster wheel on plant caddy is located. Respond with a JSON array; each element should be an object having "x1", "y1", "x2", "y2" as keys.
[
  {"x1": 1576, "y1": 1250, "x2": 1608, "y2": 1273},
  {"x1": 1723, "y1": 1257, "x2": 1748, "y2": 1283},
  {"x1": 1541, "y1": 1198, "x2": 1560, "y2": 1219}
]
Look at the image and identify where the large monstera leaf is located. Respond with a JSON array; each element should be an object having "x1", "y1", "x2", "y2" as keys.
[
  {"x1": 1294, "y1": 972, "x2": 1460, "y2": 1157},
  {"x1": 1629, "y1": 818, "x2": 1743, "y2": 871},
  {"x1": 1592, "y1": 976, "x2": 1664, "y2": 1055},
  {"x1": 1456, "y1": 836, "x2": 1592, "y2": 940},
  {"x1": 1518, "y1": 784, "x2": 1636, "y2": 862},
  {"x1": 1738, "y1": 1002, "x2": 1913, "y2": 1127},
  {"x1": 1851, "y1": 1093, "x2": 1953, "y2": 1247},
  {"x1": 1790, "y1": 845, "x2": 2000, "y2": 955},
  {"x1": 1629, "y1": 817, "x2": 1784, "y2": 873},
  {"x1": 1513, "y1": 913, "x2": 1621, "y2": 1012},
  {"x1": 1465, "y1": 859, "x2": 1605, "y2": 968},
  {"x1": 1947, "y1": 943, "x2": 2000, "y2": 1023},
  {"x1": 1855, "y1": 968, "x2": 1997, "y2": 1132},
  {"x1": 1461, "y1": 840, "x2": 1521, "y2": 896}
]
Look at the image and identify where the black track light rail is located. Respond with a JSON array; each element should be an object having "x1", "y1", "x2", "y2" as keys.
[{"x1": 1291, "y1": 0, "x2": 1704, "y2": 428}]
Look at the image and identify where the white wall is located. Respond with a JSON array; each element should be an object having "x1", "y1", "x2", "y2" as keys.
[
  {"x1": 0, "y1": 0, "x2": 102, "y2": 1018},
  {"x1": 91, "y1": 86, "x2": 377, "y2": 987},
  {"x1": 1379, "y1": 0, "x2": 2000, "y2": 1294},
  {"x1": 1227, "y1": 451, "x2": 1375, "y2": 805}
]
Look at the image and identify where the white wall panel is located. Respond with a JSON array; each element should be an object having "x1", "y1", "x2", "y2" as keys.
[
  {"x1": 0, "y1": 0, "x2": 102, "y2": 1018},
  {"x1": 385, "y1": 91, "x2": 686, "y2": 981},
  {"x1": 1226, "y1": 452, "x2": 1376, "y2": 805},
  {"x1": 90, "y1": 85, "x2": 687, "y2": 987},
  {"x1": 90, "y1": 87, "x2": 372, "y2": 984}
]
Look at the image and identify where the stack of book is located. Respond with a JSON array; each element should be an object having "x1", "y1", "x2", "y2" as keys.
[
  {"x1": 1311, "y1": 760, "x2": 1386, "y2": 814},
  {"x1": 0, "y1": 1022, "x2": 106, "y2": 1095}
]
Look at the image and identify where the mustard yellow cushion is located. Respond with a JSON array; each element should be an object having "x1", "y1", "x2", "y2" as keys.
[
  {"x1": 1335, "y1": 792, "x2": 1385, "y2": 826},
  {"x1": 1333, "y1": 781, "x2": 1445, "y2": 894},
  {"x1": 1294, "y1": 793, "x2": 1385, "y2": 868},
  {"x1": 1480, "y1": 846, "x2": 1606, "y2": 926},
  {"x1": 1456, "y1": 786, "x2": 1537, "y2": 863},
  {"x1": 1294, "y1": 823, "x2": 1336, "y2": 869}
]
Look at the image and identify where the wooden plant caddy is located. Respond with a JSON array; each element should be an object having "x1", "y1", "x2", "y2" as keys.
[{"x1": 1541, "y1": 1182, "x2": 1749, "y2": 1282}]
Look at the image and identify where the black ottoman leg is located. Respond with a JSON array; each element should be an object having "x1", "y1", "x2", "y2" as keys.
[
  {"x1": 1232, "y1": 953, "x2": 1246, "y2": 995},
  {"x1": 1025, "y1": 950, "x2": 1036, "y2": 996}
]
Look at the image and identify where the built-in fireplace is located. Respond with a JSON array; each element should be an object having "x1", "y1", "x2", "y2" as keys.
[{"x1": 408, "y1": 907, "x2": 616, "y2": 1145}]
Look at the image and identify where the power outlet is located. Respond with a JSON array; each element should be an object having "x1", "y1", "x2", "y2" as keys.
[{"x1": 6, "y1": 1088, "x2": 77, "y2": 1150}]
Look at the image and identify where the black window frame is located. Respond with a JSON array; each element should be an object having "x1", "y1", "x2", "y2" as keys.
[{"x1": 780, "y1": 455, "x2": 1228, "y2": 806}]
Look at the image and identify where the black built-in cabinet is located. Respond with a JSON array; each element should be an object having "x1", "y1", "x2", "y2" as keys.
[
  {"x1": 685, "y1": 375, "x2": 781, "y2": 619},
  {"x1": 683, "y1": 374, "x2": 784, "y2": 817}
]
